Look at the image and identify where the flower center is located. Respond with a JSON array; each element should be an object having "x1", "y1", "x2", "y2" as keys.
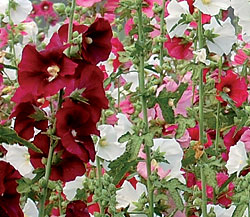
[
  {"x1": 43, "y1": 5, "x2": 49, "y2": 11},
  {"x1": 85, "y1": 37, "x2": 93, "y2": 44},
  {"x1": 99, "y1": 137, "x2": 108, "y2": 147},
  {"x1": 71, "y1": 129, "x2": 77, "y2": 137},
  {"x1": 37, "y1": 97, "x2": 45, "y2": 104},
  {"x1": 201, "y1": 0, "x2": 211, "y2": 4},
  {"x1": 47, "y1": 65, "x2": 60, "y2": 82},
  {"x1": 223, "y1": 87, "x2": 231, "y2": 93}
]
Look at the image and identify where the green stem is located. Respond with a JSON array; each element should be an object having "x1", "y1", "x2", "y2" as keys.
[
  {"x1": 200, "y1": 165, "x2": 207, "y2": 217},
  {"x1": 137, "y1": 2, "x2": 154, "y2": 216},
  {"x1": 67, "y1": 0, "x2": 76, "y2": 55},
  {"x1": 39, "y1": 141, "x2": 55, "y2": 217},
  {"x1": 197, "y1": 10, "x2": 207, "y2": 217},
  {"x1": 215, "y1": 57, "x2": 222, "y2": 153},
  {"x1": 96, "y1": 156, "x2": 105, "y2": 215},
  {"x1": 7, "y1": 1, "x2": 17, "y2": 68},
  {"x1": 159, "y1": 0, "x2": 166, "y2": 80}
]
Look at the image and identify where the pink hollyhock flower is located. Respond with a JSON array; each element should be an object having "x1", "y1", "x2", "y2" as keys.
[
  {"x1": 175, "y1": 89, "x2": 193, "y2": 117},
  {"x1": 37, "y1": 1, "x2": 59, "y2": 25},
  {"x1": 66, "y1": 200, "x2": 90, "y2": 217},
  {"x1": 58, "y1": 18, "x2": 112, "y2": 65},
  {"x1": 143, "y1": 0, "x2": 163, "y2": 18},
  {"x1": 29, "y1": 133, "x2": 86, "y2": 182},
  {"x1": 56, "y1": 99, "x2": 98, "y2": 163},
  {"x1": 216, "y1": 70, "x2": 248, "y2": 107},
  {"x1": 197, "y1": 181, "x2": 214, "y2": 199},
  {"x1": 76, "y1": 0, "x2": 101, "y2": 7},
  {"x1": 223, "y1": 126, "x2": 249, "y2": 160},
  {"x1": 119, "y1": 96, "x2": 134, "y2": 115},
  {"x1": 10, "y1": 102, "x2": 48, "y2": 140},
  {"x1": 164, "y1": 35, "x2": 193, "y2": 60},
  {"x1": 0, "y1": 28, "x2": 8, "y2": 48},
  {"x1": 216, "y1": 173, "x2": 234, "y2": 207},
  {"x1": 18, "y1": 33, "x2": 78, "y2": 98},
  {"x1": 240, "y1": 129, "x2": 250, "y2": 152},
  {"x1": 103, "y1": 0, "x2": 119, "y2": 23},
  {"x1": 87, "y1": 195, "x2": 100, "y2": 214},
  {"x1": 184, "y1": 172, "x2": 196, "y2": 188},
  {"x1": 124, "y1": 18, "x2": 136, "y2": 37},
  {"x1": 177, "y1": 129, "x2": 191, "y2": 148},
  {"x1": 0, "y1": 161, "x2": 23, "y2": 217},
  {"x1": 233, "y1": 43, "x2": 250, "y2": 65}
]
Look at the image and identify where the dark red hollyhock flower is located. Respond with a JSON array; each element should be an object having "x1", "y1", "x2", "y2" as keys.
[
  {"x1": 58, "y1": 18, "x2": 112, "y2": 64},
  {"x1": 29, "y1": 133, "x2": 86, "y2": 182},
  {"x1": 18, "y1": 33, "x2": 78, "y2": 98},
  {"x1": 216, "y1": 70, "x2": 248, "y2": 107},
  {"x1": 66, "y1": 200, "x2": 90, "y2": 217},
  {"x1": 65, "y1": 61, "x2": 109, "y2": 111},
  {"x1": 164, "y1": 35, "x2": 193, "y2": 60},
  {"x1": 10, "y1": 102, "x2": 48, "y2": 140},
  {"x1": 56, "y1": 99, "x2": 97, "y2": 163},
  {"x1": 0, "y1": 161, "x2": 23, "y2": 217}
]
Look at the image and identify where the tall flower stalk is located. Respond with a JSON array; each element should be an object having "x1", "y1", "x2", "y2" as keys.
[
  {"x1": 159, "y1": 0, "x2": 166, "y2": 80},
  {"x1": 137, "y1": 1, "x2": 154, "y2": 216},
  {"x1": 197, "y1": 10, "x2": 207, "y2": 217}
]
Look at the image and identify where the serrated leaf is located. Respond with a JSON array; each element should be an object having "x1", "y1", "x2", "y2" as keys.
[
  {"x1": 0, "y1": 125, "x2": 42, "y2": 153},
  {"x1": 182, "y1": 148, "x2": 196, "y2": 167},
  {"x1": 109, "y1": 134, "x2": 142, "y2": 185},
  {"x1": 143, "y1": 132, "x2": 154, "y2": 147},
  {"x1": 232, "y1": 204, "x2": 248, "y2": 217},
  {"x1": 203, "y1": 165, "x2": 217, "y2": 188},
  {"x1": 118, "y1": 132, "x2": 131, "y2": 143}
]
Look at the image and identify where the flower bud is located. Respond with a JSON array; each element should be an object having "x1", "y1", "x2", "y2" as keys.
[{"x1": 53, "y1": 3, "x2": 66, "y2": 14}]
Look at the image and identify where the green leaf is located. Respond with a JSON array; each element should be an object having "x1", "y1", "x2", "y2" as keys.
[
  {"x1": 70, "y1": 88, "x2": 88, "y2": 104},
  {"x1": 17, "y1": 178, "x2": 32, "y2": 194},
  {"x1": 29, "y1": 107, "x2": 47, "y2": 121},
  {"x1": 109, "y1": 134, "x2": 143, "y2": 185},
  {"x1": 219, "y1": 172, "x2": 236, "y2": 193},
  {"x1": 143, "y1": 132, "x2": 154, "y2": 147},
  {"x1": 104, "y1": 77, "x2": 112, "y2": 88},
  {"x1": 0, "y1": 125, "x2": 42, "y2": 153},
  {"x1": 232, "y1": 204, "x2": 248, "y2": 217},
  {"x1": 182, "y1": 148, "x2": 196, "y2": 167},
  {"x1": 169, "y1": 188, "x2": 184, "y2": 211},
  {"x1": 203, "y1": 165, "x2": 217, "y2": 188}
]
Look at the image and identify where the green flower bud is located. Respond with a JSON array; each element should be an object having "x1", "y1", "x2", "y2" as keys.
[{"x1": 53, "y1": 3, "x2": 66, "y2": 14}]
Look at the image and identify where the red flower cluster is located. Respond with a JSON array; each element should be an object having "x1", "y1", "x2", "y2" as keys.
[
  {"x1": 0, "y1": 161, "x2": 23, "y2": 217},
  {"x1": 11, "y1": 18, "x2": 112, "y2": 182}
]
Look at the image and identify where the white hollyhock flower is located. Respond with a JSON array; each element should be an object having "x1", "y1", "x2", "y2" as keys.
[
  {"x1": 165, "y1": 0, "x2": 190, "y2": 38},
  {"x1": 96, "y1": 114, "x2": 132, "y2": 161},
  {"x1": 2, "y1": 0, "x2": 32, "y2": 24},
  {"x1": 23, "y1": 198, "x2": 39, "y2": 217},
  {"x1": 231, "y1": 0, "x2": 250, "y2": 42},
  {"x1": 193, "y1": 48, "x2": 210, "y2": 65},
  {"x1": 63, "y1": 175, "x2": 85, "y2": 200},
  {"x1": 193, "y1": 0, "x2": 230, "y2": 16},
  {"x1": 2, "y1": 143, "x2": 35, "y2": 179},
  {"x1": 122, "y1": 69, "x2": 139, "y2": 92},
  {"x1": 96, "y1": 125, "x2": 126, "y2": 161},
  {"x1": 225, "y1": 141, "x2": 248, "y2": 176},
  {"x1": 203, "y1": 17, "x2": 237, "y2": 56},
  {"x1": 22, "y1": 21, "x2": 38, "y2": 45},
  {"x1": 116, "y1": 180, "x2": 147, "y2": 216},
  {"x1": 152, "y1": 138, "x2": 185, "y2": 183}
]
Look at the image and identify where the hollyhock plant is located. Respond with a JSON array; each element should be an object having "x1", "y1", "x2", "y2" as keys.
[
  {"x1": 76, "y1": 0, "x2": 102, "y2": 7},
  {"x1": 215, "y1": 70, "x2": 248, "y2": 107},
  {"x1": 0, "y1": 161, "x2": 23, "y2": 217},
  {"x1": 0, "y1": 28, "x2": 8, "y2": 48}
]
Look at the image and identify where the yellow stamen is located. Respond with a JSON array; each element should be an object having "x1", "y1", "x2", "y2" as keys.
[
  {"x1": 223, "y1": 87, "x2": 231, "y2": 93},
  {"x1": 201, "y1": 0, "x2": 211, "y2": 5},
  {"x1": 47, "y1": 65, "x2": 60, "y2": 82},
  {"x1": 99, "y1": 137, "x2": 108, "y2": 147},
  {"x1": 85, "y1": 37, "x2": 93, "y2": 44}
]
